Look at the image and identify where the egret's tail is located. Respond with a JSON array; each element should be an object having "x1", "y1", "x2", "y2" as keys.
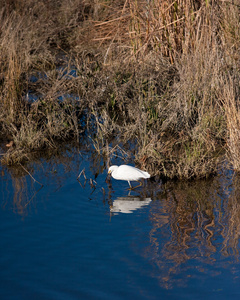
[{"x1": 142, "y1": 171, "x2": 150, "y2": 178}]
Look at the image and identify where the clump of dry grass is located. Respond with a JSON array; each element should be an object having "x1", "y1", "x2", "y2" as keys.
[
  {"x1": 0, "y1": 0, "x2": 89, "y2": 164},
  {"x1": 82, "y1": 0, "x2": 226, "y2": 62},
  {"x1": 83, "y1": 0, "x2": 239, "y2": 179},
  {"x1": 220, "y1": 74, "x2": 240, "y2": 171},
  {"x1": 1, "y1": 95, "x2": 82, "y2": 165},
  {"x1": 0, "y1": 0, "x2": 240, "y2": 181}
]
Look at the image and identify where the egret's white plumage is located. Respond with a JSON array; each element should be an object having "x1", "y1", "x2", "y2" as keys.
[{"x1": 108, "y1": 165, "x2": 150, "y2": 189}]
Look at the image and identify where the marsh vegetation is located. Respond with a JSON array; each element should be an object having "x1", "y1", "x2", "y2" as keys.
[{"x1": 0, "y1": 0, "x2": 239, "y2": 179}]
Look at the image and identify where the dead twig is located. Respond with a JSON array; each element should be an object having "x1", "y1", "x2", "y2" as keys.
[
  {"x1": 77, "y1": 168, "x2": 97, "y2": 190},
  {"x1": 77, "y1": 168, "x2": 87, "y2": 180},
  {"x1": 19, "y1": 163, "x2": 44, "y2": 187}
]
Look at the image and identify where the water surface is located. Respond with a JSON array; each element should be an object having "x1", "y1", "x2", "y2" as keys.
[{"x1": 1, "y1": 152, "x2": 240, "y2": 299}]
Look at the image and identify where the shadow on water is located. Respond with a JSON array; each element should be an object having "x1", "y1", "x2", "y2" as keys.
[{"x1": 1, "y1": 148, "x2": 240, "y2": 297}]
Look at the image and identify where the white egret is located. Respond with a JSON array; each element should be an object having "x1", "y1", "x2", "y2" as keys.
[{"x1": 107, "y1": 165, "x2": 150, "y2": 189}]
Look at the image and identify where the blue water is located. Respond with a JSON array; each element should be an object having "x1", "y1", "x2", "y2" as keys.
[{"x1": 1, "y1": 152, "x2": 240, "y2": 299}]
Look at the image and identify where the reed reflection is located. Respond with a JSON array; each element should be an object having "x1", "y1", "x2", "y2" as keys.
[
  {"x1": 140, "y1": 175, "x2": 240, "y2": 288},
  {"x1": 221, "y1": 174, "x2": 240, "y2": 258},
  {"x1": 0, "y1": 147, "x2": 82, "y2": 216},
  {"x1": 1, "y1": 166, "x2": 41, "y2": 216}
]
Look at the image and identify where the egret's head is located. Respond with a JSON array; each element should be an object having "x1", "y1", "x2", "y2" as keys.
[
  {"x1": 106, "y1": 165, "x2": 118, "y2": 183},
  {"x1": 108, "y1": 165, "x2": 118, "y2": 175}
]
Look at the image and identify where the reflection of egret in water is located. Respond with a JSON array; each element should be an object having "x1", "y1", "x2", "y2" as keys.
[{"x1": 110, "y1": 196, "x2": 152, "y2": 214}]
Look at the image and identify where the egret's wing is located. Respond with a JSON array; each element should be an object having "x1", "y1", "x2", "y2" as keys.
[{"x1": 118, "y1": 165, "x2": 150, "y2": 180}]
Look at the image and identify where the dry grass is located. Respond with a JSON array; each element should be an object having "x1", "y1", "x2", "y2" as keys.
[
  {"x1": 220, "y1": 74, "x2": 240, "y2": 171},
  {"x1": 0, "y1": 0, "x2": 239, "y2": 179},
  {"x1": 0, "y1": 0, "x2": 87, "y2": 164},
  {"x1": 86, "y1": 0, "x2": 239, "y2": 179}
]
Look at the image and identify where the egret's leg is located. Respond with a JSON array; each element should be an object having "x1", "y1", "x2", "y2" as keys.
[
  {"x1": 128, "y1": 181, "x2": 142, "y2": 190},
  {"x1": 133, "y1": 181, "x2": 143, "y2": 189},
  {"x1": 128, "y1": 181, "x2": 132, "y2": 189}
]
